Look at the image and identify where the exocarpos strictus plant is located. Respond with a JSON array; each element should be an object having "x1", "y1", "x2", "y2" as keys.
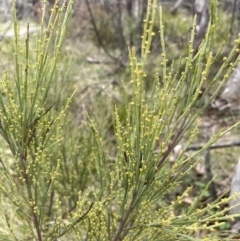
[
  {"x1": 0, "y1": 1, "x2": 92, "y2": 240},
  {"x1": 84, "y1": 0, "x2": 240, "y2": 240},
  {"x1": 1, "y1": 0, "x2": 240, "y2": 240}
]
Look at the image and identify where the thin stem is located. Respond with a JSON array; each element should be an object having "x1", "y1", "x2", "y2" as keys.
[
  {"x1": 32, "y1": 207, "x2": 42, "y2": 241},
  {"x1": 20, "y1": 149, "x2": 42, "y2": 241},
  {"x1": 24, "y1": 168, "x2": 42, "y2": 241},
  {"x1": 157, "y1": 120, "x2": 186, "y2": 169},
  {"x1": 85, "y1": 0, "x2": 119, "y2": 63},
  {"x1": 114, "y1": 190, "x2": 138, "y2": 241}
]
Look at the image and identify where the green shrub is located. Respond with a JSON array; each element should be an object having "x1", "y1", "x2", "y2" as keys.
[
  {"x1": 0, "y1": 0, "x2": 240, "y2": 240},
  {"x1": 0, "y1": 1, "x2": 81, "y2": 240}
]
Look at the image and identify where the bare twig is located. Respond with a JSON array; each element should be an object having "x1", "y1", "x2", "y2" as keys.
[
  {"x1": 85, "y1": 0, "x2": 120, "y2": 63},
  {"x1": 170, "y1": 0, "x2": 185, "y2": 14},
  {"x1": 86, "y1": 57, "x2": 115, "y2": 65},
  {"x1": 186, "y1": 139, "x2": 240, "y2": 151},
  {"x1": 153, "y1": 139, "x2": 240, "y2": 154}
]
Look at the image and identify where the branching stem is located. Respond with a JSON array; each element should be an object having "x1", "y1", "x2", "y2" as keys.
[{"x1": 114, "y1": 190, "x2": 138, "y2": 241}]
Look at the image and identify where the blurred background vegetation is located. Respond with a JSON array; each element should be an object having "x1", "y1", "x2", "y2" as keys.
[{"x1": 1, "y1": 0, "x2": 240, "y2": 239}]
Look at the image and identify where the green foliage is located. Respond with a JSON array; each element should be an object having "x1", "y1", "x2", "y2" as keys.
[
  {"x1": 0, "y1": 1, "x2": 87, "y2": 240},
  {"x1": 0, "y1": 0, "x2": 240, "y2": 240}
]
